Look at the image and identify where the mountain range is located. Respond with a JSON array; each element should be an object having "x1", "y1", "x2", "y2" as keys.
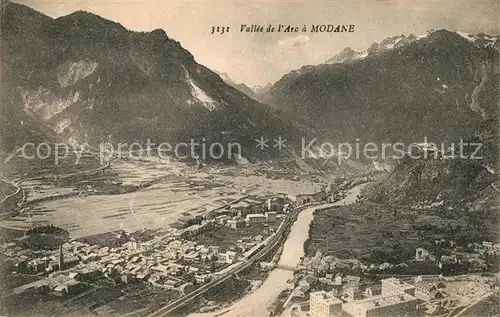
[
  {"x1": 325, "y1": 31, "x2": 499, "y2": 65},
  {"x1": 262, "y1": 29, "x2": 499, "y2": 149},
  {"x1": 1, "y1": 1, "x2": 302, "y2": 162},
  {"x1": 1, "y1": 1, "x2": 498, "y2": 178},
  {"x1": 261, "y1": 29, "x2": 498, "y2": 209},
  {"x1": 217, "y1": 71, "x2": 271, "y2": 102}
]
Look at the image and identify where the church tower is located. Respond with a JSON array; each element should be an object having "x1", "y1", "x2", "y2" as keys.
[{"x1": 58, "y1": 244, "x2": 64, "y2": 270}]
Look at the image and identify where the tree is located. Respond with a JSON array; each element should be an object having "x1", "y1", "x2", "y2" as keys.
[{"x1": 210, "y1": 254, "x2": 219, "y2": 273}]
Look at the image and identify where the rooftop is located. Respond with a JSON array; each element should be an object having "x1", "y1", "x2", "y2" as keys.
[
  {"x1": 312, "y1": 291, "x2": 343, "y2": 304},
  {"x1": 382, "y1": 278, "x2": 416, "y2": 290},
  {"x1": 355, "y1": 293, "x2": 417, "y2": 310},
  {"x1": 231, "y1": 201, "x2": 250, "y2": 208},
  {"x1": 246, "y1": 214, "x2": 266, "y2": 218}
]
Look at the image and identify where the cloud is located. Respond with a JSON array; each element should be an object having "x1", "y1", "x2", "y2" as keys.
[
  {"x1": 276, "y1": 34, "x2": 310, "y2": 50},
  {"x1": 269, "y1": 34, "x2": 313, "y2": 62}
]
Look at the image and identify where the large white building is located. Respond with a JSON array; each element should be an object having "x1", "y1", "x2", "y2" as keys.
[
  {"x1": 310, "y1": 291, "x2": 343, "y2": 317},
  {"x1": 342, "y1": 278, "x2": 418, "y2": 317},
  {"x1": 349, "y1": 292, "x2": 418, "y2": 317},
  {"x1": 246, "y1": 214, "x2": 267, "y2": 224},
  {"x1": 381, "y1": 278, "x2": 416, "y2": 296}
]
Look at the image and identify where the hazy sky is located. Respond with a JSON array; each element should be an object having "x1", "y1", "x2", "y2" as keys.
[{"x1": 14, "y1": 0, "x2": 500, "y2": 86}]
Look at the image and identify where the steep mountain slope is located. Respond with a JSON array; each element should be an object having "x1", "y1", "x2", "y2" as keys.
[
  {"x1": 359, "y1": 151, "x2": 499, "y2": 247},
  {"x1": 361, "y1": 155, "x2": 497, "y2": 207},
  {"x1": 217, "y1": 72, "x2": 273, "y2": 103},
  {"x1": 217, "y1": 71, "x2": 257, "y2": 100},
  {"x1": 1, "y1": 1, "x2": 301, "y2": 162},
  {"x1": 266, "y1": 28, "x2": 499, "y2": 214},
  {"x1": 263, "y1": 30, "x2": 500, "y2": 146},
  {"x1": 252, "y1": 83, "x2": 272, "y2": 97},
  {"x1": 359, "y1": 79, "x2": 498, "y2": 215}
]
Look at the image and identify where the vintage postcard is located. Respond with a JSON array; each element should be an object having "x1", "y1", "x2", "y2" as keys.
[{"x1": 1, "y1": 0, "x2": 499, "y2": 316}]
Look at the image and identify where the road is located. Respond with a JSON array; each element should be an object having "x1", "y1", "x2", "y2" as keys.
[
  {"x1": 189, "y1": 183, "x2": 368, "y2": 317},
  {"x1": 144, "y1": 202, "x2": 319, "y2": 317},
  {"x1": 454, "y1": 290, "x2": 495, "y2": 317},
  {"x1": 147, "y1": 183, "x2": 368, "y2": 317},
  {"x1": 0, "y1": 161, "x2": 112, "y2": 223}
]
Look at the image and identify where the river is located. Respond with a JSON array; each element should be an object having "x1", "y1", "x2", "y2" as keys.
[{"x1": 188, "y1": 183, "x2": 369, "y2": 317}]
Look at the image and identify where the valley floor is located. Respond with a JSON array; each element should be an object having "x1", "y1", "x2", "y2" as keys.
[{"x1": 0, "y1": 158, "x2": 322, "y2": 240}]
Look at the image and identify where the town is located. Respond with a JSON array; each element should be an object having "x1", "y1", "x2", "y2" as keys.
[
  {"x1": 1, "y1": 2, "x2": 499, "y2": 316},
  {"x1": 3, "y1": 172, "x2": 498, "y2": 317},
  {"x1": 280, "y1": 242, "x2": 500, "y2": 317},
  {"x1": 0, "y1": 176, "x2": 366, "y2": 316},
  {"x1": 2, "y1": 195, "x2": 292, "y2": 293}
]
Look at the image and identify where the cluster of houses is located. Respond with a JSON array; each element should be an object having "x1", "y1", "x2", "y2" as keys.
[
  {"x1": 287, "y1": 275, "x2": 421, "y2": 317},
  {"x1": 414, "y1": 240, "x2": 500, "y2": 274},
  {"x1": 210, "y1": 189, "x2": 342, "y2": 229},
  {"x1": 282, "y1": 239, "x2": 500, "y2": 316},
  {"x1": 2, "y1": 189, "x2": 341, "y2": 301},
  {"x1": 3, "y1": 194, "x2": 298, "y2": 299},
  {"x1": 211, "y1": 195, "x2": 291, "y2": 229},
  {"x1": 289, "y1": 263, "x2": 490, "y2": 317},
  {"x1": 293, "y1": 237, "x2": 499, "y2": 285},
  {"x1": 3, "y1": 228, "x2": 251, "y2": 297}
]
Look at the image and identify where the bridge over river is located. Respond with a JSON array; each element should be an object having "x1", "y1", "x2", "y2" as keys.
[
  {"x1": 275, "y1": 264, "x2": 296, "y2": 272},
  {"x1": 188, "y1": 183, "x2": 369, "y2": 317}
]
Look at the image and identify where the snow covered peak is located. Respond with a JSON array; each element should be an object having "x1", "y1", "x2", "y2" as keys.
[
  {"x1": 323, "y1": 34, "x2": 418, "y2": 65},
  {"x1": 252, "y1": 83, "x2": 272, "y2": 95},
  {"x1": 324, "y1": 47, "x2": 366, "y2": 65},
  {"x1": 378, "y1": 34, "x2": 417, "y2": 50},
  {"x1": 456, "y1": 31, "x2": 500, "y2": 49},
  {"x1": 417, "y1": 29, "x2": 436, "y2": 40},
  {"x1": 321, "y1": 29, "x2": 499, "y2": 67}
]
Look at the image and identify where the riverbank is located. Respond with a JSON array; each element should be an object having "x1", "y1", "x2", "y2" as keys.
[{"x1": 188, "y1": 183, "x2": 369, "y2": 317}]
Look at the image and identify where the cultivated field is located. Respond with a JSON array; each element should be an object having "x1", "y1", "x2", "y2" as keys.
[
  {"x1": 1, "y1": 158, "x2": 322, "y2": 239},
  {"x1": 1, "y1": 178, "x2": 244, "y2": 238}
]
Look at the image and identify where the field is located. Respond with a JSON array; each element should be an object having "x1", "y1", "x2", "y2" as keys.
[
  {"x1": 216, "y1": 174, "x2": 321, "y2": 196},
  {"x1": 304, "y1": 202, "x2": 495, "y2": 265},
  {"x1": 1, "y1": 178, "x2": 244, "y2": 239},
  {"x1": 0, "y1": 148, "x2": 120, "y2": 219},
  {"x1": 111, "y1": 159, "x2": 178, "y2": 185},
  {"x1": 21, "y1": 179, "x2": 77, "y2": 203},
  {"x1": 1, "y1": 157, "x2": 321, "y2": 240},
  {"x1": 1, "y1": 147, "x2": 109, "y2": 184},
  {"x1": 211, "y1": 163, "x2": 323, "y2": 197}
]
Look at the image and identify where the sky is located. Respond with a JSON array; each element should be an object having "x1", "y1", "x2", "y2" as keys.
[{"x1": 14, "y1": 0, "x2": 500, "y2": 86}]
